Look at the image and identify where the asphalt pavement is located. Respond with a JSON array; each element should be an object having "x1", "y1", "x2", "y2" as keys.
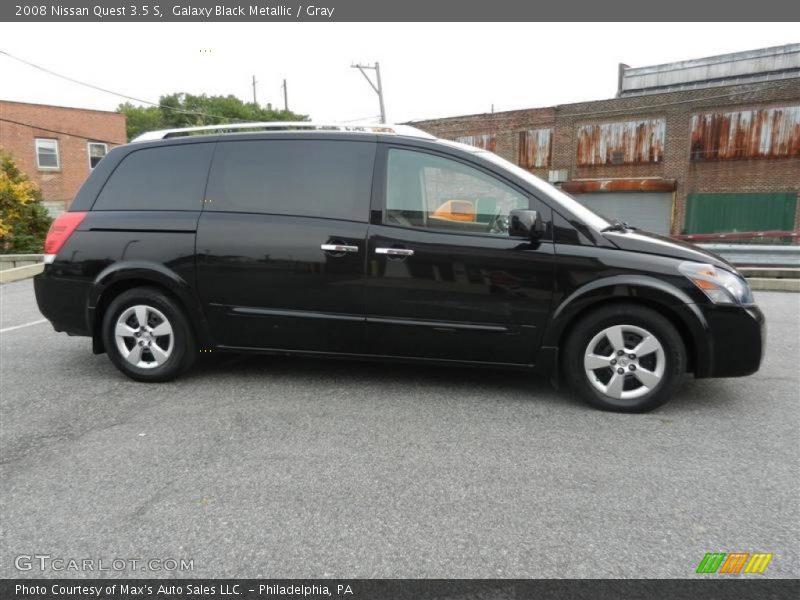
[{"x1": 1, "y1": 279, "x2": 798, "y2": 578}]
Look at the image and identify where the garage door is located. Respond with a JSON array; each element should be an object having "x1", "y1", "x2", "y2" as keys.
[
  {"x1": 685, "y1": 193, "x2": 797, "y2": 233},
  {"x1": 569, "y1": 192, "x2": 673, "y2": 234}
]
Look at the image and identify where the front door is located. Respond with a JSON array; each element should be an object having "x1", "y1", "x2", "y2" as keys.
[
  {"x1": 365, "y1": 146, "x2": 555, "y2": 365},
  {"x1": 196, "y1": 138, "x2": 375, "y2": 354}
]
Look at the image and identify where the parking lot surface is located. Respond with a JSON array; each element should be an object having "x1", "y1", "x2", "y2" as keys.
[{"x1": 1, "y1": 279, "x2": 798, "y2": 578}]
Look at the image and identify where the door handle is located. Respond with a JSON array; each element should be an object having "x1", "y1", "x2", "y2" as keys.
[
  {"x1": 321, "y1": 244, "x2": 359, "y2": 253},
  {"x1": 375, "y1": 247, "x2": 414, "y2": 257}
]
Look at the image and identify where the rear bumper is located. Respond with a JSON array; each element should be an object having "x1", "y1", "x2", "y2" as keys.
[
  {"x1": 697, "y1": 303, "x2": 766, "y2": 378},
  {"x1": 33, "y1": 270, "x2": 92, "y2": 337}
]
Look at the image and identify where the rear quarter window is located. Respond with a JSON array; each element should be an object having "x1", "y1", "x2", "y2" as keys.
[
  {"x1": 205, "y1": 139, "x2": 375, "y2": 222},
  {"x1": 93, "y1": 143, "x2": 215, "y2": 211}
]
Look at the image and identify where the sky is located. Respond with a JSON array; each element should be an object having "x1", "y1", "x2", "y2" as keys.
[{"x1": 0, "y1": 22, "x2": 798, "y2": 124}]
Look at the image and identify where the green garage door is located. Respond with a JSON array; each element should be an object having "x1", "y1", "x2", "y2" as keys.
[{"x1": 685, "y1": 193, "x2": 797, "y2": 233}]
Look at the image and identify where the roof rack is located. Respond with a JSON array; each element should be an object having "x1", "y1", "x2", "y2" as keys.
[{"x1": 131, "y1": 121, "x2": 436, "y2": 142}]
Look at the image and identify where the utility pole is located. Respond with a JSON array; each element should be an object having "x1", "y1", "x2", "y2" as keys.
[
  {"x1": 252, "y1": 75, "x2": 258, "y2": 105},
  {"x1": 282, "y1": 78, "x2": 289, "y2": 111},
  {"x1": 351, "y1": 62, "x2": 386, "y2": 123}
]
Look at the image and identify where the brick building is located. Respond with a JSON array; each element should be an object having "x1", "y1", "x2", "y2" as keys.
[
  {"x1": 0, "y1": 100, "x2": 127, "y2": 214},
  {"x1": 411, "y1": 45, "x2": 800, "y2": 238}
]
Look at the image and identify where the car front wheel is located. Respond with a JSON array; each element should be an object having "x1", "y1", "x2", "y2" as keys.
[{"x1": 564, "y1": 304, "x2": 686, "y2": 412}]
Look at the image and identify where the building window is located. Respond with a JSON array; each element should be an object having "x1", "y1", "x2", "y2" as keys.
[
  {"x1": 87, "y1": 142, "x2": 108, "y2": 169},
  {"x1": 35, "y1": 138, "x2": 60, "y2": 170}
]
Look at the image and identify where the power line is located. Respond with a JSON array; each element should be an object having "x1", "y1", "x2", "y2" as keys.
[
  {"x1": 0, "y1": 48, "x2": 248, "y2": 123},
  {"x1": 0, "y1": 117, "x2": 121, "y2": 145}
]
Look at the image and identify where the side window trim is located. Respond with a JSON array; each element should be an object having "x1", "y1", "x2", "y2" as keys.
[
  {"x1": 198, "y1": 141, "x2": 219, "y2": 214},
  {"x1": 378, "y1": 143, "x2": 546, "y2": 239},
  {"x1": 369, "y1": 143, "x2": 388, "y2": 225}
]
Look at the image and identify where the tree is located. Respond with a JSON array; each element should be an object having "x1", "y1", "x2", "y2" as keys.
[
  {"x1": 0, "y1": 151, "x2": 53, "y2": 253},
  {"x1": 117, "y1": 104, "x2": 163, "y2": 142},
  {"x1": 118, "y1": 93, "x2": 308, "y2": 140}
]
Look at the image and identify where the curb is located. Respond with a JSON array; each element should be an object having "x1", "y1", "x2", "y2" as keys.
[
  {"x1": 0, "y1": 263, "x2": 44, "y2": 284},
  {"x1": 746, "y1": 277, "x2": 800, "y2": 292}
]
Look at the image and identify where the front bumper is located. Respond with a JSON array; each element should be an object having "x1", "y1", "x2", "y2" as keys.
[{"x1": 697, "y1": 302, "x2": 766, "y2": 378}]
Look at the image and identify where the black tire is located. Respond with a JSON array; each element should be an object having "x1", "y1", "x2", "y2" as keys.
[
  {"x1": 102, "y1": 287, "x2": 196, "y2": 382},
  {"x1": 563, "y1": 303, "x2": 686, "y2": 413}
]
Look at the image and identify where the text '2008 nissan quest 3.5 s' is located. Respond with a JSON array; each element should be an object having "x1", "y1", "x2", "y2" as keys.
[{"x1": 34, "y1": 122, "x2": 765, "y2": 412}]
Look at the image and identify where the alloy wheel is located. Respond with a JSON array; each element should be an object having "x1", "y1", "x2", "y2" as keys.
[
  {"x1": 114, "y1": 304, "x2": 174, "y2": 369},
  {"x1": 583, "y1": 324, "x2": 666, "y2": 401}
]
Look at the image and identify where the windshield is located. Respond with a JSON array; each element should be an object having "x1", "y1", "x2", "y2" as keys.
[{"x1": 477, "y1": 151, "x2": 612, "y2": 231}]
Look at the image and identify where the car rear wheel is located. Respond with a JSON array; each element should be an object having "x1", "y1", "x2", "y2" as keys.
[
  {"x1": 564, "y1": 304, "x2": 686, "y2": 412},
  {"x1": 102, "y1": 287, "x2": 195, "y2": 382}
]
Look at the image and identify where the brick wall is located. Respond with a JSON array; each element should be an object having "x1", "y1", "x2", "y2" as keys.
[
  {"x1": 412, "y1": 79, "x2": 800, "y2": 235},
  {"x1": 0, "y1": 101, "x2": 127, "y2": 211},
  {"x1": 416, "y1": 107, "x2": 556, "y2": 180}
]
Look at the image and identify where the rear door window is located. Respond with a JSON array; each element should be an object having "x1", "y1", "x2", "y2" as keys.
[
  {"x1": 93, "y1": 143, "x2": 214, "y2": 211},
  {"x1": 205, "y1": 139, "x2": 375, "y2": 222}
]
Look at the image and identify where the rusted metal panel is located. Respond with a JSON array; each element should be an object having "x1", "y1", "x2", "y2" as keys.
[
  {"x1": 576, "y1": 119, "x2": 665, "y2": 165},
  {"x1": 518, "y1": 128, "x2": 552, "y2": 168},
  {"x1": 561, "y1": 178, "x2": 677, "y2": 193},
  {"x1": 454, "y1": 133, "x2": 496, "y2": 152},
  {"x1": 690, "y1": 105, "x2": 800, "y2": 160}
]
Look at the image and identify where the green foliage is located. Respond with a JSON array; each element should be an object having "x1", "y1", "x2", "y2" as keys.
[
  {"x1": 118, "y1": 93, "x2": 308, "y2": 140},
  {"x1": 0, "y1": 150, "x2": 53, "y2": 253},
  {"x1": 117, "y1": 104, "x2": 164, "y2": 142}
]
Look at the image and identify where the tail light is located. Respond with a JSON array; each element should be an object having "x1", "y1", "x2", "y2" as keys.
[{"x1": 44, "y1": 211, "x2": 87, "y2": 264}]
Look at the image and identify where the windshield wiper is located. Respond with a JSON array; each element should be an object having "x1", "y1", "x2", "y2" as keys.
[{"x1": 601, "y1": 219, "x2": 635, "y2": 232}]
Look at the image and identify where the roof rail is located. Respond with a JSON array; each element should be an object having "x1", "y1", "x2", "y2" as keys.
[{"x1": 131, "y1": 121, "x2": 436, "y2": 142}]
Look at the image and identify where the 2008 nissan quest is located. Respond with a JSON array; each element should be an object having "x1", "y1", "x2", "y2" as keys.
[{"x1": 34, "y1": 123, "x2": 765, "y2": 412}]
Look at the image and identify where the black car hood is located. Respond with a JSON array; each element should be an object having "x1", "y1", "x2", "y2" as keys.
[{"x1": 603, "y1": 230, "x2": 737, "y2": 272}]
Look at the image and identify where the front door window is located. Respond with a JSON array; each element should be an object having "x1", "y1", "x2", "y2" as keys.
[{"x1": 385, "y1": 149, "x2": 530, "y2": 236}]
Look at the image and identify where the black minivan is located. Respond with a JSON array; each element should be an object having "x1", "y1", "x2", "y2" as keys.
[{"x1": 34, "y1": 123, "x2": 765, "y2": 412}]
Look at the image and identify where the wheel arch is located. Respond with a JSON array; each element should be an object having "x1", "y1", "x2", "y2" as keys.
[
  {"x1": 542, "y1": 275, "x2": 712, "y2": 376},
  {"x1": 88, "y1": 262, "x2": 213, "y2": 354}
]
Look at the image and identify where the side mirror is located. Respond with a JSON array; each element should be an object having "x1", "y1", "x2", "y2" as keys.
[{"x1": 509, "y1": 209, "x2": 545, "y2": 240}]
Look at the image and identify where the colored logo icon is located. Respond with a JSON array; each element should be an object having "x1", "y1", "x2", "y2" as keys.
[{"x1": 696, "y1": 552, "x2": 773, "y2": 574}]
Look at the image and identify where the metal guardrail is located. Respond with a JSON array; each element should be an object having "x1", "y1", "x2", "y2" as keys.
[
  {"x1": 0, "y1": 254, "x2": 44, "y2": 270},
  {"x1": 698, "y1": 245, "x2": 800, "y2": 267},
  {"x1": 674, "y1": 230, "x2": 798, "y2": 242},
  {"x1": 0, "y1": 254, "x2": 45, "y2": 283}
]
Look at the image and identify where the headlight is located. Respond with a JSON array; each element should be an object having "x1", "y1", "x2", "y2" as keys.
[{"x1": 678, "y1": 262, "x2": 753, "y2": 305}]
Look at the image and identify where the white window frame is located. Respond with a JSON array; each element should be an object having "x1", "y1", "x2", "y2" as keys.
[
  {"x1": 35, "y1": 138, "x2": 60, "y2": 170},
  {"x1": 87, "y1": 142, "x2": 108, "y2": 170}
]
